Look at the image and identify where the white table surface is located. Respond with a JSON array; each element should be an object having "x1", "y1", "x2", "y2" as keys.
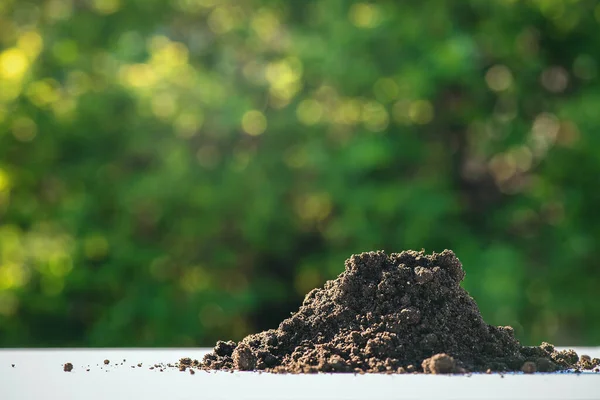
[{"x1": 1, "y1": 347, "x2": 598, "y2": 400}]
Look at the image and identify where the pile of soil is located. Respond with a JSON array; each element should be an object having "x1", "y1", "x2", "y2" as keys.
[{"x1": 198, "y1": 250, "x2": 599, "y2": 374}]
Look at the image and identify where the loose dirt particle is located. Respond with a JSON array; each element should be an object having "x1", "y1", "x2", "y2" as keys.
[
  {"x1": 63, "y1": 363, "x2": 73, "y2": 372},
  {"x1": 536, "y1": 357, "x2": 555, "y2": 373},
  {"x1": 190, "y1": 369, "x2": 195, "y2": 375},
  {"x1": 104, "y1": 359, "x2": 110, "y2": 365},
  {"x1": 11, "y1": 364, "x2": 14, "y2": 368},
  {"x1": 196, "y1": 250, "x2": 593, "y2": 374},
  {"x1": 422, "y1": 354, "x2": 456, "y2": 374},
  {"x1": 578, "y1": 355, "x2": 595, "y2": 370},
  {"x1": 522, "y1": 361, "x2": 536, "y2": 374}
]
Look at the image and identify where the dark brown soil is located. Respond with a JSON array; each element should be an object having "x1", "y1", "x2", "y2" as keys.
[
  {"x1": 198, "y1": 250, "x2": 596, "y2": 374},
  {"x1": 63, "y1": 363, "x2": 73, "y2": 372}
]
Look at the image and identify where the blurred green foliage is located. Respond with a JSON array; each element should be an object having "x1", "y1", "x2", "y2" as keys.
[{"x1": 1, "y1": 0, "x2": 600, "y2": 347}]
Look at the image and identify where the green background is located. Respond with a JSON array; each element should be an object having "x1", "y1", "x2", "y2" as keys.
[{"x1": 1, "y1": 0, "x2": 599, "y2": 347}]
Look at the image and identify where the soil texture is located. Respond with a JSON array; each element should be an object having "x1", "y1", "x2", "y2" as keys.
[{"x1": 198, "y1": 250, "x2": 598, "y2": 374}]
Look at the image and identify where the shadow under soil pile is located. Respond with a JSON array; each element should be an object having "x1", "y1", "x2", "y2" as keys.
[{"x1": 197, "y1": 250, "x2": 599, "y2": 374}]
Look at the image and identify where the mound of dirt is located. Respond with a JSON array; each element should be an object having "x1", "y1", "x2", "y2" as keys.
[{"x1": 198, "y1": 250, "x2": 597, "y2": 374}]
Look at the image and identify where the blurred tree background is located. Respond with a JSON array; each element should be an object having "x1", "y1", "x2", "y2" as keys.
[{"x1": 0, "y1": 0, "x2": 599, "y2": 347}]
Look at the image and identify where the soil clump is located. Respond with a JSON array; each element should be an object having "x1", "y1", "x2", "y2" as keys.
[{"x1": 199, "y1": 250, "x2": 597, "y2": 374}]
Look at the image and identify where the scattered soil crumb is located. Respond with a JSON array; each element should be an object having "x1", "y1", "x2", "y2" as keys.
[
  {"x1": 104, "y1": 359, "x2": 110, "y2": 365},
  {"x1": 536, "y1": 357, "x2": 553, "y2": 372},
  {"x1": 189, "y1": 250, "x2": 595, "y2": 374},
  {"x1": 11, "y1": 364, "x2": 14, "y2": 368},
  {"x1": 522, "y1": 361, "x2": 536, "y2": 374},
  {"x1": 422, "y1": 354, "x2": 456, "y2": 374},
  {"x1": 63, "y1": 363, "x2": 73, "y2": 372},
  {"x1": 190, "y1": 369, "x2": 195, "y2": 375},
  {"x1": 578, "y1": 355, "x2": 599, "y2": 370},
  {"x1": 180, "y1": 357, "x2": 192, "y2": 366}
]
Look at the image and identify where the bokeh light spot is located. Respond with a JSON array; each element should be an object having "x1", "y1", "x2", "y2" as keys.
[
  {"x1": 408, "y1": 100, "x2": 434, "y2": 125},
  {"x1": 0, "y1": 81, "x2": 23, "y2": 102},
  {"x1": 489, "y1": 152, "x2": 517, "y2": 183},
  {"x1": 0, "y1": 263, "x2": 29, "y2": 290},
  {"x1": 44, "y1": 0, "x2": 74, "y2": 21},
  {"x1": 11, "y1": 116, "x2": 37, "y2": 142},
  {"x1": 242, "y1": 110, "x2": 267, "y2": 136},
  {"x1": 485, "y1": 65, "x2": 513, "y2": 92},
  {"x1": 373, "y1": 78, "x2": 399, "y2": 103},
  {"x1": 66, "y1": 70, "x2": 92, "y2": 96},
  {"x1": 118, "y1": 64, "x2": 157, "y2": 88},
  {"x1": 532, "y1": 112, "x2": 560, "y2": 142},
  {"x1": 512, "y1": 146, "x2": 533, "y2": 172},
  {"x1": 174, "y1": 111, "x2": 203, "y2": 138},
  {"x1": 392, "y1": 100, "x2": 411, "y2": 125},
  {"x1": 17, "y1": 31, "x2": 43, "y2": 59},
  {"x1": 48, "y1": 253, "x2": 73, "y2": 277},
  {"x1": 151, "y1": 93, "x2": 177, "y2": 120},
  {"x1": 296, "y1": 99, "x2": 323, "y2": 126},
  {"x1": 334, "y1": 98, "x2": 362, "y2": 125},
  {"x1": 266, "y1": 58, "x2": 303, "y2": 106},
  {"x1": 529, "y1": 112, "x2": 559, "y2": 157},
  {"x1": 540, "y1": 66, "x2": 568, "y2": 93},
  {"x1": 362, "y1": 101, "x2": 389, "y2": 132},
  {"x1": 208, "y1": 6, "x2": 239, "y2": 34},
  {"x1": 180, "y1": 266, "x2": 211, "y2": 293},
  {"x1": 294, "y1": 193, "x2": 332, "y2": 223},
  {"x1": 91, "y1": 0, "x2": 121, "y2": 15},
  {"x1": 26, "y1": 79, "x2": 60, "y2": 107},
  {"x1": 251, "y1": 9, "x2": 280, "y2": 41},
  {"x1": 283, "y1": 145, "x2": 308, "y2": 169},
  {"x1": 349, "y1": 3, "x2": 381, "y2": 29},
  {"x1": 0, "y1": 169, "x2": 10, "y2": 192},
  {"x1": 0, "y1": 48, "x2": 29, "y2": 80}
]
